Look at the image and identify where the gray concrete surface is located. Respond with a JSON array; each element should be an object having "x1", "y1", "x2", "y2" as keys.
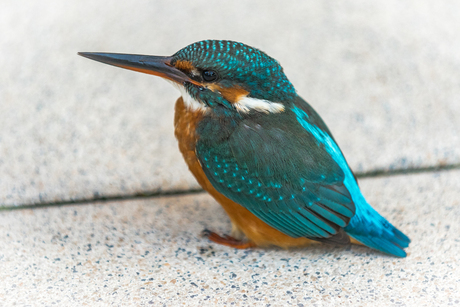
[
  {"x1": 1, "y1": 170, "x2": 459, "y2": 306},
  {"x1": 1, "y1": 0, "x2": 459, "y2": 206}
]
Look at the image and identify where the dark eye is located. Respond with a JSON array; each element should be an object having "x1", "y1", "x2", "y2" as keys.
[{"x1": 202, "y1": 70, "x2": 218, "y2": 82}]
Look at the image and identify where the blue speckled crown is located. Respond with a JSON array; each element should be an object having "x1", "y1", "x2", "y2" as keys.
[{"x1": 174, "y1": 40, "x2": 296, "y2": 101}]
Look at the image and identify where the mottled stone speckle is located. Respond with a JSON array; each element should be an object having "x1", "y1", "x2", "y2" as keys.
[{"x1": 1, "y1": 170, "x2": 459, "y2": 306}]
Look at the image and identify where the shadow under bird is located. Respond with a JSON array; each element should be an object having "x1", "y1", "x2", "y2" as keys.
[{"x1": 79, "y1": 40, "x2": 410, "y2": 257}]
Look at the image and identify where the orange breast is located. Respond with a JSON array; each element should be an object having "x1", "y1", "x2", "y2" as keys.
[{"x1": 173, "y1": 97, "x2": 315, "y2": 248}]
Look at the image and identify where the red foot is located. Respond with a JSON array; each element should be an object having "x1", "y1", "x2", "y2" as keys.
[{"x1": 202, "y1": 229, "x2": 256, "y2": 249}]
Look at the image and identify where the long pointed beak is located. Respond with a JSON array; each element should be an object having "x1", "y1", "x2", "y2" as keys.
[{"x1": 78, "y1": 52, "x2": 192, "y2": 84}]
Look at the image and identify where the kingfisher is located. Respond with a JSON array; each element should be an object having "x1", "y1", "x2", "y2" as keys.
[{"x1": 79, "y1": 40, "x2": 410, "y2": 257}]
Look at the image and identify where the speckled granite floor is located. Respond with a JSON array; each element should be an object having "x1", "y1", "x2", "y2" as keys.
[{"x1": 1, "y1": 170, "x2": 459, "y2": 306}]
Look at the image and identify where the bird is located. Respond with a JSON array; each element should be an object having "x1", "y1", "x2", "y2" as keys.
[{"x1": 78, "y1": 40, "x2": 410, "y2": 257}]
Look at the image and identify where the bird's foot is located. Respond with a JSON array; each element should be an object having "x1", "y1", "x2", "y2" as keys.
[{"x1": 202, "y1": 229, "x2": 256, "y2": 249}]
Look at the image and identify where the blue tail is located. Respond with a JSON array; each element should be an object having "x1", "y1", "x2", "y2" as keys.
[
  {"x1": 293, "y1": 107, "x2": 411, "y2": 256},
  {"x1": 345, "y1": 201, "x2": 411, "y2": 257}
]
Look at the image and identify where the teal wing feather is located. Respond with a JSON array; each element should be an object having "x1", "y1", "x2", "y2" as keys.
[
  {"x1": 293, "y1": 96, "x2": 360, "y2": 184},
  {"x1": 291, "y1": 99, "x2": 410, "y2": 257},
  {"x1": 196, "y1": 108, "x2": 356, "y2": 244}
]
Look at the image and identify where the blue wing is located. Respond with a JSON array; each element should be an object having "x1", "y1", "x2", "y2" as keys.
[
  {"x1": 196, "y1": 96, "x2": 410, "y2": 256},
  {"x1": 196, "y1": 103, "x2": 356, "y2": 244}
]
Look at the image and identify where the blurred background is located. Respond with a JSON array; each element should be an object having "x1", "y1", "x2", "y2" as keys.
[{"x1": 1, "y1": 0, "x2": 459, "y2": 207}]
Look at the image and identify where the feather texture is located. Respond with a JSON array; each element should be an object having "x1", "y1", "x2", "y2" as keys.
[
  {"x1": 196, "y1": 99, "x2": 356, "y2": 245},
  {"x1": 195, "y1": 95, "x2": 410, "y2": 256}
]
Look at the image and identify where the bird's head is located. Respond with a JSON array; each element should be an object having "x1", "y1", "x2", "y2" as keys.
[{"x1": 79, "y1": 40, "x2": 297, "y2": 116}]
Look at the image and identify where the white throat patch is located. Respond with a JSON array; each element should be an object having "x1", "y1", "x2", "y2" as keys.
[
  {"x1": 168, "y1": 81, "x2": 207, "y2": 112},
  {"x1": 167, "y1": 81, "x2": 284, "y2": 114},
  {"x1": 234, "y1": 96, "x2": 285, "y2": 114}
]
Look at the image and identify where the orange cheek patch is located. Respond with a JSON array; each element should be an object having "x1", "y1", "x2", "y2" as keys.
[
  {"x1": 208, "y1": 84, "x2": 249, "y2": 103},
  {"x1": 174, "y1": 60, "x2": 195, "y2": 72}
]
